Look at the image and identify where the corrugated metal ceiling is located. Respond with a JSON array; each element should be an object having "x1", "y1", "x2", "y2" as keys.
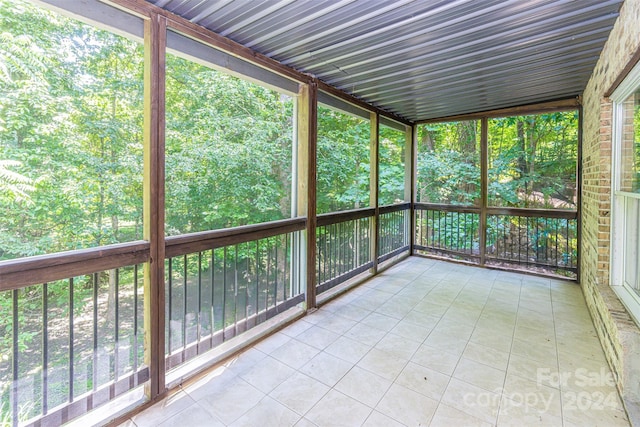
[{"x1": 147, "y1": 0, "x2": 623, "y2": 122}]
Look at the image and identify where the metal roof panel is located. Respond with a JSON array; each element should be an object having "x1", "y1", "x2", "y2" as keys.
[{"x1": 146, "y1": 0, "x2": 623, "y2": 121}]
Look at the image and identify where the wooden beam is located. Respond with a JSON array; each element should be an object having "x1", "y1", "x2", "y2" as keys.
[
  {"x1": 297, "y1": 83, "x2": 318, "y2": 309},
  {"x1": 143, "y1": 12, "x2": 166, "y2": 401},
  {"x1": 409, "y1": 125, "x2": 417, "y2": 255},
  {"x1": 479, "y1": 117, "x2": 488, "y2": 266},
  {"x1": 103, "y1": 0, "x2": 413, "y2": 129},
  {"x1": 370, "y1": 112, "x2": 380, "y2": 272},
  {"x1": 417, "y1": 98, "x2": 580, "y2": 124},
  {"x1": 317, "y1": 80, "x2": 412, "y2": 126}
]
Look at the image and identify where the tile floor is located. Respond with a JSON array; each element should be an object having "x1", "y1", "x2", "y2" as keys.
[{"x1": 121, "y1": 257, "x2": 630, "y2": 427}]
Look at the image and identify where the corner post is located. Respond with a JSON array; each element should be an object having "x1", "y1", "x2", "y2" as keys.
[
  {"x1": 297, "y1": 82, "x2": 318, "y2": 309},
  {"x1": 143, "y1": 13, "x2": 166, "y2": 400},
  {"x1": 370, "y1": 112, "x2": 380, "y2": 272}
]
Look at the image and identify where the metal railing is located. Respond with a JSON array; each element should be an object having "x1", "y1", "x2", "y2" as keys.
[
  {"x1": 414, "y1": 203, "x2": 578, "y2": 277},
  {"x1": 164, "y1": 218, "x2": 306, "y2": 370},
  {"x1": 0, "y1": 242, "x2": 150, "y2": 426},
  {"x1": 316, "y1": 208, "x2": 374, "y2": 294},
  {"x1": 485, "y1": 211, "x2": 578, "y2": 275},
  {"x1": 414, "y1": 204, "x2": 481, "y2": 259},
  {"x1": 378, "y1": 203, "x2": 411, "y2": 263}
]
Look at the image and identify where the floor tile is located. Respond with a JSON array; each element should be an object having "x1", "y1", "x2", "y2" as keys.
[
  {"x1": 305, "y1": 390, "x2": 372, "y2": 427},
  {"x1": 361, "y1": 410, "x2": 405, "y2": 427},
  {"x1": 374, "y1": 332, "x2": 421, "y2": 360},
  {"x1": 463, "y1": 341, "x2": 510, "y2": 371},
  {"x1": 453, "y1": 357, "x2": 506, "y2": 393},
  {"x1": 270, "y1": 338, "x2": 321, "y2": 370},
  {"x1": 411, "y1": 344, "x2": 460, "y2": 376},
  {"x1": 430, "y1": 403, "x2": 492, "y2": 427},
  {"x1": 294, "y1": 326, "x2": 341, "y2": 350},
  {"x1": 230, "y1": 396, "x2": 300, "y2": 427},
  {"x1": 280, "y1": 319, "x2": 314, "y2": 338},
  {"x1": 335, "y1": 366, "x2": 392, "y2": 407},
  {"x1": 497, "y1": 395, "x2": 563, "y2": 427},
  {"x1": 157, "y1": 402, "x2": 225, "y2": 427},
  {"x1": 270, "y1": 371, "x2": 330, "y2": 415},
  {"x1": 561, "y1": 390, "x2": 629, "y2": 426},
  {"x1": 126, "y1": 258, "x2": 627, "y2": 427},
  {"x1": 502, "y1": 373, "x2": 562, "y2": 418},
  {"x1": 359, "y1": 312, "x2": 400, "y2": 332},
  {"x1": 441, "y1": 378, "x2": 500, "y2": 424},
  {"x1": 131, "y1": 391, "x2": 196, "y2": 427},
  {"x1": 324, "y1": 335, "x2": 371, "y2": 364},
  {"x1": 299, "y1": 351, "x2": 353, "y2": 387},
  {"x1": 357, "y1": 348, "x2": 408, "y2": 381},
  {"x1": 198, "y1": 376, "x2": 265, "y2": 425},
  {"x1": 376, "y1": 383, "x2": 438, "y2": 426},
  {"x1": 344, "y1": 322, "x2": 387, "y2": 346},
  {"x1": 390, "y1": 319, "x2": 433, "y2": 343},
  {"x1": 395, "y1": 361, "x2": 450, "y2": 401},
  {"x1": 239, "y1": 356, "x2": 296, "y2": 393},
  {"x1": 469, "y1": 328, "x2": 513, "y2": 353},
  {"x1": 253, "y1": 332, "x2": 292, "y2": 354}
]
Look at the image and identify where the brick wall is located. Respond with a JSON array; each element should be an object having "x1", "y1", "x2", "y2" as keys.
[{"x1": 581, "y1": 0, "x2": 640, "y2": 410}]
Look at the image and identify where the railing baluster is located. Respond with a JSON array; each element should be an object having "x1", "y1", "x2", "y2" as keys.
[
  {"x1": 255, "y1": 240, "x2": 260, "y2": 315},
  {"x1": 69, "y1": 277, "x2": 74, "y2": 402},
  {"x1": 197, "y1": 252, "x2": 202, "y2": 343},
  {"x1": 12, "y1": 289, "x2": 18, "y2": 427},
  {"x1": 285, "y1": 235, "x2": 290, "y2": 300},
  {"x1": 234, "y1": 245, "x2": 239, "y2": 334},
  {"x1": 183, "y1": 254, "x2": 187, "y2": 349},
  {"x1": 42, "y1": 283, "x2": 48, "y2": 415},
  {"x1": 273, "y1": 239, "x2": 278, "y2": 306},
  {"x1": 93, "y1": 273, "x2": 98, "y2": 390},
  {"x1": 214, "y1": 249, "x2": 216, "y2": 334},
  {"x1": 566, "y1": 219, "x2": 571, "y2": 268},
  {"x1": 168, "y1": 259, "x2": 173, "y2": 351},
  {"x1": 133, "y1": 265, "x2": 139, "y2": 381},
  {"x1": 115, "y1": 269, "x2": 120, "y2": 381}
]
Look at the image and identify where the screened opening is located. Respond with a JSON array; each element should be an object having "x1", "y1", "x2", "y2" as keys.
[
  {"x1": 316, "y1": 103, "x2": 370, "y2": 215},
  {"x1": 416, "y1": 120, "x2": 481, "y2": 206},
  {"x1": 165, "y1": 39, "x2": 295, "y2": 235},
  {"x1": 0, "y1": 0, "x2": 144, "y2": 260},
  {"x1": 378, "y1": 123, "x2": 406, "y2": 206},
  {"x1": 488, "y1": 112, "x2": 578, "y2": 209}
]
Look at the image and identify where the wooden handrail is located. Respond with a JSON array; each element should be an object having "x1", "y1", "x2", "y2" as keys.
[
  {"x1": 165, "y1": 217, "x2": 306, "y2": 258},
  {"x1": 0, "y1": 241, "x2": 150, "y2": 291},
  {"x1": 379, "y1": 202, "x2": 411, "y2": 214},
  {"x1": 414, "y1": 202, "x2": 577, "y2": 219},
  {"x1": 316, "y1": 207, "x2": 376, "y2": 227}
]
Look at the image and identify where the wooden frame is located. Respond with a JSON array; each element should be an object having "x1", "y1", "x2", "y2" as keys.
[
  {"x1": 370, "y1": 112, "x2": 380, "y2": 273},
  {"x1": 416, "y1": 98, "x2": 580, "y2": 124},
  {"x1": 143, "y1": 12, "x2": 167, "y2": 400}
]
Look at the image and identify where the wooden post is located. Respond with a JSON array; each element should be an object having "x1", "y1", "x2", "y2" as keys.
[
  {"x1": 143, "y1": 13, "x2": 166, "y2": 400},
  {"x1": 297, "y1": 82, "x2": 317, "y2": 309},
  {"x1": 479, "y1": 117, "x2": 488, "y2": 265},
  {"x1": 370, "y1": 112, "x2": 380, "y2": 271},
  {"x1": 406, "y1": 124, "x2": 416, "y2": 255}
]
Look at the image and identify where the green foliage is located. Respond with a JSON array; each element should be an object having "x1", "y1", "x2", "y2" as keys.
[
  {"x1": 165, "y1": 55, "x2": 294, "y2": 233},
  {"x1": 0, "y1": 0, "x2": 144, "y2": 259},
  {"x1": 378, "y1": 125, "x2": 406, "y2": 206},
  {"x1": 416, "y1": 120, "x2": 481, "y2": 205},
  {"x1": 488, "y1": 112, "x2": 578, "y2": 208},
  {"x1": 317, "y1": 105, "x2": 371, "y2": 214}
]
